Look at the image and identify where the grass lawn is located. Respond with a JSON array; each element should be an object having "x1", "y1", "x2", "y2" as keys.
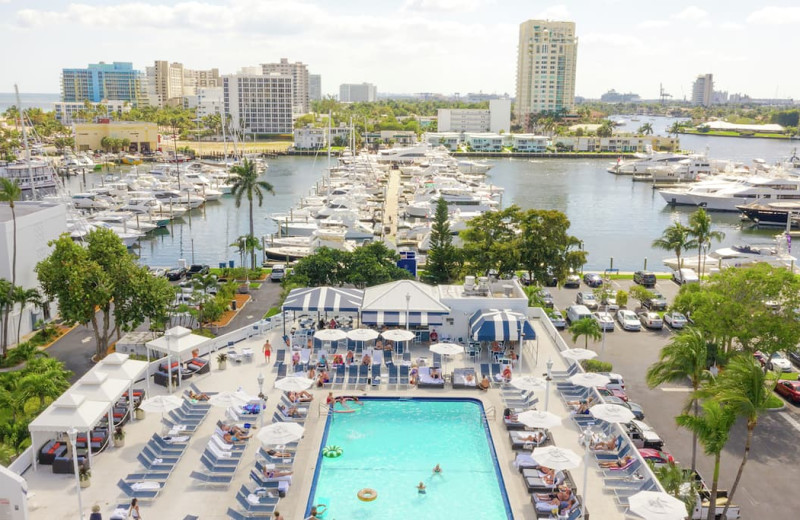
[{"x1": 174, "y1": 140, "x2": 292, "y2": 154}]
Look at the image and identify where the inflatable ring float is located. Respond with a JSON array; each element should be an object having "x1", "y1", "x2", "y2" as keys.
[
  {"x1": 314, "y1": 504, "x2": 328, "y2": 517},
  {"x1": 322, "y1": 445, "x2": 343, "y2": 458},
  {"x1": 357, "y1": 488, "x2": 377, "y2": 502}
]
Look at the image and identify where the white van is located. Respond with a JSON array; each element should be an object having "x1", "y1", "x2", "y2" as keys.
[
  {"x1": 566, "y1": 304, "x2": 592, "y2": 324},
  {"x1": 270, "y1": 264, "x2": 286, "y2": 282},
  {"x1": 673, "y1": 268, "x2": 699, "y2": 285}
]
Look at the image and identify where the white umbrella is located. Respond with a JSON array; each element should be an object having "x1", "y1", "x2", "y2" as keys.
[
  {"x1": 139, "y1": 395, "x2": 183, "y2": 416},
  {"x1": 517, "y1": 410, "x2": 562, "y2": 430},
  {"x1": 429, "y1": 342, "x2": 464, "y2": 356},
  {"x1": 209, "y1": 391, "x2": 250, "y2": 408},
  {"x1": 274, "y1": 376, "x2": 315, "y2": 392},
  {"x1": 381, "y1": 329, "x2": 415, "y2": 342},
  {"x1": 531, "y1": 446, "x2": 581, "y2": 471},
  {"x1": 314, "y1": 329, "x2": 348, "y2": 341},
  {"x1": 568, "y1": 372, "x2": 611, "y2": 388},
  {"x1": 590, "y1": 403, "x2": 636, "y2": 424},
  {"x1": 346, "y1": 328, "x2": 379, "y2": 341},
  {"x1": 561, "y1": 348, "x2": 598, "y2": 361},
  {"x1": 510, "y1": 376, "x2": 547, "y2": 392},
  {"x1": 257, "y1": 422, "x2": 304, "y2": 445},
  {"x1": 628, "y1": 491, "x2": 688, "y2": 520}
]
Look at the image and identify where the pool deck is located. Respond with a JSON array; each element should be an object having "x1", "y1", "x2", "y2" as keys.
[{"x1": 23, "y1": 319, "x2": 630, "y2": 520}]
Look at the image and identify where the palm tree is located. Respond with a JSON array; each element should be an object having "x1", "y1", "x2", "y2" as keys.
[
  {"x1": 0, "y1": 372, "x2": 24, "y2": 422},
  {"x1": 646, "y1": 328, "x2": 712, "y2": 471},
  {"x1": 689, "y1": 208, "x2": 725, "y2": 276},
  {"x1": 19, "y1": 372, "x2": 64, "y2": 408},
  {"x1": 651, "y1": 461, "x2": 699, "y2": 517},
  {"x1": 229, "y1": 159, "x2": 275, "y2": 269},
  {"x1": 569, "y1": 317, "x2": 602, "y2": 349},
  {"x1": 709, "y1": 355, "x2": 776, "y2": 520},
  {"x1": 0, "y1": 179, "x2": 20, "y2": 354},
  {"x1": 13, "y1": 287, "x2": 42, "y2": 344},
  {"x1": 676, "y1": 399, "x2": 736, "y2": 520},
  {"x1": 652, "y1": 221, "x2": 696, "y2": 271},
  {"x1": 637, "y1": 123, "x2": 654, "y2": 135}
]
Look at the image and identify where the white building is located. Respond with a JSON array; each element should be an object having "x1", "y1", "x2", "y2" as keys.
[
  {"x1": 184, "y1": 87, "x2": 224, "y2": 118},
  {"x1": 293, "y1": 127, "x2": 326, "y2": 149},
  {"x1": 309, "y1": 74, "x2": 322, "y2": 101},
  {"x1": 339, "y1": 83, "x2": 377, "y2": 103},
  {"x1": 261, "y1": 58, "x2": 309, "y2": 115},
  {"x1": 146, "y1": 61, "x2": 221, "y2": 108},
  {"x1": 54, "y1": 100, "x2": 130, "y2": 124},
  {"x1": 0, "y1": 465, "x2": 27, "y2": 520},
  {"x1": 0, "y1": 202, "x2": 67, "y2": 342},
  {"x1": 511, "y1": 134, "x2": 548, "y2": 152},
  {"x1": 465, "y1": 133, "x2": 504, "y2": 152},
  {"x1": 489, "y1": 99, "x2": 512, "y2": 134},
  {"x1": 365, "y1": 130, "x2": 417, "y2": 146},
  {"x1": 691, "y1": 73, "x2": 714, "y2": 107},
  {"x1": 515, "y1": 20, "x2": 578, "y2": 121},
  {"x1": 424, "y1": 132, "x2": 462, "y2": 151},
  {"x1": 438, "y1": 99, "x2": 511, "y2": 134},
  {"x1": 223, "y1": 70, "x2": 294, "y2": 135}
]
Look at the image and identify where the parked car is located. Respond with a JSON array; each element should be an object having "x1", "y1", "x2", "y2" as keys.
[
  {"x1": 775, "y1": 379, "x2": 800, "y2": 404},
  {"x1": 583, "y1": 273, "x2": 603, "y2": 288},
  {"x1": 564, "y1": 272, "x2": 581, "y2": 288},
  {"x1": 592, "y1": 311, "x2": 615, "y2": 332},
  {"x1": 576, "y1": 291, "x2": 598, "y2": 310},
  {"x1": 548, "y1": 310, "x2": 566, "y2": 330},
  {"x1": 520, "y1": 272, "x2": 533, "y2": 286},
  {"x1": 270, "y1": 264, "x2": 287, "y2": 282},
  {"x1": 663, "y1": 311, "x2": 688, "y2": 329},
  {"x1": 165, "y1": 267, "x2": 187, "y2": 281},
  {"x1": 604, "y1": 396, "x2": 645, "y2": 420},
  {"x1": 624, "y1": 419, "x2": 664, "y2": 450},
  {"x1": 600, "y1": 291, "x2": 619, "y2": 312},
  {"x1": 673, "y1": 268, "x2": 699, "y2": 285},
  {"x1": 599, "y1": 372, "x2": 627, "y2": 391},
  {"x1": 767, "y1": 351, "x2": 792, "y2": 372},
  {"x1": 148, "y1": 266, "x2": 167, "y2": 278},
  {"x1": 538, "y1": 289, "x2": 554, "y2": 309},
  {"x1": 566, "y1": 305, "x2": 593, "y2": 324},
  {"x1": 597, "y1": 386, "x2": 627, "y2": 401},
  {"x1": 186, "y1": 264, "x2": 210, "y2": 279},
  {"x1": 788, "y1": 349, "x2": 800, "y2": 368},
  {"x1": 639, "y1": 448, "x2": 675, "y2": 468},
  {"x1": 638, "y1": 311, "x2": 664, "y2": 330},
  {"x1": 616, "y1": 310, "x2": 641, "y2": 331},
  {"x1": 633, "y1": 270, "x2": 657, "y2": 287},
  {"x1": 642, "y1": 291, "x2": 668, "y2": 311}
]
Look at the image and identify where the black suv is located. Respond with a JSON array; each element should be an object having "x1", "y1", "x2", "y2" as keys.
[
  {"x1": 165, "y1": 267, "x2": 187, "y2": 281},
  {"x1": 633, "y1": 270, "x2": 657, "y2": 287},
  {"x1": 642, "y1": 291, "x2": 668, "y2": 311},
  {"x1": 186, "y1": 264, "x2": 210, "y2": 279}
]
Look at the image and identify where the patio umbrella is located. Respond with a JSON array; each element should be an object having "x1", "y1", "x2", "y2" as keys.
[
  {"x1": 590, "y1": 403, "x2": 635, "y2": 424},
  {"x1": 531, "y1": 446, "x2": 581, "y2": 471},
  {"x1": 257, "y1": 422, "x2": 304, "y2": 445},
  {"x1": 561, "y1": 348, "x2": 598, "y2": 362},
  {"x1": 346, "y1": 328, "x2": 379, "y2": 342},
  {"x1": 381, "y1": 329, "x2": 415, "y2": 342},
  {"x1": 510, "y1": 376, "x2": 547, "y2": 392},
  {"x1": 568, "y1": 372, "x2": 611, "y2": 388},
  {"x1": 139, "y1": 395, "x2": 183, "y2": 418},
  {"x1": 517, "y1": 410, "x2": 561, "y2": 430},
  {"x1": 274, "y1": 376, "x2": 315, "y2": 392},
  {"x1": 429, "y1": 342, "x2": 464, "y2": 373},
  {"x1": 314, "y1": 329, "x2": 348, "y2": 341},
  {"x1": 209, "y1": 391, "x2": 250, "y2": 408},
  {"x1": 628, "y1": 491, "x2": 688, "y2": 520}
]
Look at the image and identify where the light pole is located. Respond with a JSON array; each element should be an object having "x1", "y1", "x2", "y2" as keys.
[
  {"x1": 580, "y1": 426, "x2": 593, "y2": 520},
  {"x1": 544, "y1": 358, "x2": 553, "y2": 411},
  {"x1": 405, "y1": 293, "x2": 411, "y2": 331},
  {"x1": 67, "y1": 427, "x2": 85, "y2": 520},
  {"x1": 257, "y1": 372, "x2": 265, "y2": 428}
]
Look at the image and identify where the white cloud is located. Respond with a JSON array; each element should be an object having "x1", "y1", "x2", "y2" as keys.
[
  {"x1": 581, "y1": 32, "x2": 642, "y2": 47},
  {"x1": 747, "y1": 6, "x2": 800, "y2": 25},
  {"x1": 536, "y1": 5, "x2": 571, "y2": 20},
  {"x1": 403, "y1": 0, "x2": 485, "y2": 12},
  {"x1": 719, "y1": 21, "x2": 743, "y2": 31},
  {"x1": 673, "y1": 6, "x2": 708, "y2": 21},
  {"x1": 637, "y1": 20, "x2": 669, "y2": 29}
]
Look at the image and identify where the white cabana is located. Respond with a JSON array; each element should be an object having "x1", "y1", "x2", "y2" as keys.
[
  {"x1": 361, "y1": 280, "x2": 450, "y2": 326},
  {"x1": 94, "y1": 353, "x2": 150, "y2": 420},
  {"x1": 146, "y1": 326, "x2": 209, "y2": 393},
  {"x1": 28, "y1": 394, "x2": 109, "y2": 470}
]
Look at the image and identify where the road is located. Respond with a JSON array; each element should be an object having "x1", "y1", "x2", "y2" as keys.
[{"x1": 548, "y1": 276, "x2": 798, "y2": 519}]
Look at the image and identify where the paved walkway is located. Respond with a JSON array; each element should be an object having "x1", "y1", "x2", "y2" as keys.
[{"x1": 384, "y1": 169, "x2": 400, "y2": 244}]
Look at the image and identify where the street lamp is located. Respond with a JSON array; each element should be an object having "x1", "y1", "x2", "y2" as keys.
[
  {"x1": 405, "y1": 293, "x2": 411, "y2": 331},
  {"x1": 544, "y1": 358, "x2": 554, "y2": 412},
  {"x1": 580, "y1": 426, "x2": 594, "y2": 520},
  {"x1": 67, "y1": 427, "x2": 85, "y2": 520},
  {"x1": 257, "y1": 372, "x2": 265, "y2": 428}
]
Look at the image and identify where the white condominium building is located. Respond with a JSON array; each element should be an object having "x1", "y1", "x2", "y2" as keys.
[
  {"x1": 438, "y1": 99, "x2": 511, "y2": 133},
  {"x1": 146, "y1": 61, "x2": 221, "y2": 107},
  {"x1": 223, "y1": 70, "x2": 294, "y2": 134},
  {"x1": 309, "y1": 74, "x2": 322, "y2": 101},
  {"x1": 54, "y1": 100, "x2": 130, "y2": 124},
  {"x1": 261, "y1": 58, "x2": 310, "y2": 115},
  {"x1": 515, "y1": 19, "x2": 578, "y2": 120},
  {"x1": 339, "y1": 83, "x2": 377, "y2": 103},
  {"x1": 692, "y1": 73, "x2": 713, "y2": 107}
]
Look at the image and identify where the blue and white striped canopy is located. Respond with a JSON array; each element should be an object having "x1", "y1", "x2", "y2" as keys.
[
  {"x1": 282, "y1": 287, "x2": 363, "y2": 313},
  {"x1": 361, "y1": 311, "x2": 445, "y2": 327},
  {"x1": 469, "y1": 309, "x2": 535, "y2": 341}
]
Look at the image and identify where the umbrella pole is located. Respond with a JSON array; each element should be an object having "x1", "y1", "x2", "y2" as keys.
[
  {"x1": 128, "y1": 382, "x2": 134, "y2": 421},
  {"x1": 582, "y1": 428, "x2": 591, "y2": 519},
  {"x1": 86, "y1": 428, "x2": 93, "y2": 467}
]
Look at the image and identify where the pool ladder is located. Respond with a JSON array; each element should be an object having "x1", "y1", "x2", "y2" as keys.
[
  {"x1": 484, "y1": 405, "x2": 496, "y2": 421},
  {"x1": 319, "y1": 402, "x2": 331, "y2": 417}
]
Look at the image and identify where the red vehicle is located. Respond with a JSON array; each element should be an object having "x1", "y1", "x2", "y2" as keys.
[
  {"x1": 639, "y1": 448, "x2": 675, "y2": 467},
  {"x1": 775, "y1": 379, "x2": 800, "y2": 404},
  {"x1": 753, "y1": 351, "x2": 768, "y2": 367},
  {"x1": 597, "y1": 386, "x2": 628, "y2": 402}
]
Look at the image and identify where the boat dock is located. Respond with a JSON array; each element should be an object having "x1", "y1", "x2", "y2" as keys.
[{"x1": 384, "y1": 168, "x2": 400, "y2": 244}]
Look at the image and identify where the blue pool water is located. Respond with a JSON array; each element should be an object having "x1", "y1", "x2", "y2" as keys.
[{"x1": 306, "y1": 398, "x2": 512, "y2": 519}]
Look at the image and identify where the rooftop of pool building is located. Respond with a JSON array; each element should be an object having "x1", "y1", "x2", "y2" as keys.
[{"x1": 307, "y1": 398, "x2": 512, "y2": 519}]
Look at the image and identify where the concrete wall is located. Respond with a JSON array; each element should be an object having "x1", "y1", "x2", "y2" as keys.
[{"x1": 0, "y1": 465, "x2": 28, "y2": 520}]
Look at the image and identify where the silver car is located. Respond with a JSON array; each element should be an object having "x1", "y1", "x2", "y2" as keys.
[
  {"x1": 663, "y1": 311, "x2": 687, "y2": 329},
  {"x1": 616, "y1": 310, "x2": 641, "y2": 331},
  {"x1": 576, "y1": 291, "x2": 598, "y2": 310},
  {"x1": 592, "y1": 311, "x2": 615, "y2": 332},
  {"x1": 638, "y1": 311, "x2": 664, "y2": 330}
]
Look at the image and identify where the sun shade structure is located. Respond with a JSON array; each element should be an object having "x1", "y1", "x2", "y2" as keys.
[
  {"x1": 381, "y1": 329, "x2": 416, "y2": 342},
  {"x1": 360, "y1": 280, "x2": 450, "y2": 326},
  {"x1": 146, "y1": 326, "x2": 209, "y2": 392},
  {"x1": 429, "y1": 342, "x2": 464, "y2": 356},
  {"x1": 517, "y1": 410, "x2": 562, "y2": 429},
  {"x1": 257, "y1": 422, "x2": 304, "y2": 445},
  {"x1": 469, "y1": 308, "x2": 535, "y2": 341},
  {"x1": 531, "y1": 446, "x2": 581, "y2": 471},
  {"x1": 314, "y1": 329, "x2": 348, "y2": 342},
  {"x1": 139, "y1": 395, "x2": 184, "y2": 414},
  {"x1": 561, "y1": 348, "x2": 598, "y2": 362},
  {"x1": 589, "y1": 403, "x2": 636, "y2": 424},
  {"x1": 346, "y1": 328, "x2": 379, "y2": 341},
  {"x1": 282, "y1": 287, "x2": 363, "y2": 313},
  {"x1": 208, "y1": 391, "x2": 250, "y2": 408},
  {"x1": 274, "y1": 376, "x2": 315, "y2": 392},
  {"x1": 628, "y1": 491, "x2": 688, "y2": 520},
  {"x1": 510, "y1": 376, "x2": 547, "y2": 392},
  {"x1": 568, "y1": 372, "x2": 611, "y2": 388}
]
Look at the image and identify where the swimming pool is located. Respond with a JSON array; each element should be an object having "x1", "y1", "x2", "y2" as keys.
[{"x1": 306, "y1": 398, "x2": 513, "y2": 519}]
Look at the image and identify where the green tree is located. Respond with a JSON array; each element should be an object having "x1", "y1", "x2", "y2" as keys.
[
  {"x1": 651, "y1": 461, "x2": 699, "y2": 517},
  {"x1": 516, "y1": 208, "x2": 586, "y2": 285},
  {"x1": 288, "y1": 247, "x2": 349, "y2": 287},
  {"x1": 596, "y1": 120, "x2": 614, "y2": 137},
  {"x1": 708, "y1": 355, "x2": 777, "y2": 520},
  {"x1": 637, "y1": 122, "x2": 654, "y2": 135},
  {"x1": 569, "y1": 317, "x2": 602, "y2": 349},
  {"x1": 652, "y1": 221, "x2": 695, "y2": 270},
  {"x1": 646, "y1": 328, "x2": 713, "y2": 471},
  {"x1": 460, "y1": 207, "x2": 520, "y2": 276},
  {"x1": 628, "y1": 285, "x2": 655, "y2": 309},
  {"x1": 345, "y1": 242, "x2": 411, "y2": 287},
  {"x1": 0, "y1": 372, "x2": 24, "y2": 422},
  {"x1": 423, "y1": 198, "x2": 460, "y2": 284},
  {"x1": 229, "y1": 159, "x2": 275, "y2": 269},
  {"x1": 688, "y1": 208, "x2": 725, "y2": 276},
  {"x1": 0, "y1": 178, "x2": 21, "y2": 354},
  {"x1": 676, "y1": 400, "x2": 736, "y2": 520},
  {"x1": 12, "y1": 287, "x2": 42, "y2": 344}
]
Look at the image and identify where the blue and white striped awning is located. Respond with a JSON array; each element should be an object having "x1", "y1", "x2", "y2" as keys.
[
  {"x1": 361, "y1": 311, "x2": 445, "y2": 327},
  {"x1": 469, "y1": 309, "x2": 535, "y2": 341},
  {"x1": 282, "y1": 287, "x2": 364, "y2": 313}
]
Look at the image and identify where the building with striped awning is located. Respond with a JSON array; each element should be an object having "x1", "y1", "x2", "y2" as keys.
[
  {"x1": 282, "y1": 287, "x2": 364, "y2": 313},
  {"x1": 469, "y1": 308, "x2": 536, "y2": 341},
  {"x1": 360, "y1": 280, "x2": 450, "y2": 326}
]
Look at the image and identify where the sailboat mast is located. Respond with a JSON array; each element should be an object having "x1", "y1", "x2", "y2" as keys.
[{"x1": 13, "y1": 84, "x2": 36, "y2": 200}]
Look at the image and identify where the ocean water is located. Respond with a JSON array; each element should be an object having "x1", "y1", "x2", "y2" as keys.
[
  {"x1": 0, "y1": 92, "x2": 60, "y2": 112},
  {"x1": 308, "y1": 399, "x2": 511, "y2": 520}
]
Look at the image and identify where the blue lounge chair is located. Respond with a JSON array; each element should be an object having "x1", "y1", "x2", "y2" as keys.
[
  {"x1": 235, "y1": 492, "x2": 275, "y2": 514},
  {"x1": 274, "y1": 350, "x2": 286, "y2": 366},
  {"x1": 387, "y1": 365, "x2": 399, "y2": 385},
  {"x1": 275, "y1": 364, "x2": 287, "y2": 379},
  {"x1": 333, "y1": 364, "x2": 346, "y2": 388},
  {"x1": 433, "y1": 353, "x2": 442, "y2": 367},
  {"x1": 249, "y1": 470, "x2": 284, "y2": 488},
  {"x1": 123, "y1": 472, "x2": 170, "y2": 482},
  {"x1": 384, "y1": 350, "x2": 394, "y2": 366},
  {"x1": 357, "y1": 364, "x2": 369, "y2": 386},
  {"x1": 191, "y1": 470, "x2": 233, "y2": 486},
  {"x1": 347, "y1": 364, "x2": 359, "y2": 387},
  {"x1": 371, "y1": 364, "x2": 382, "y2": 386},
  {"x1": 136, "y1": 453, "x2": 175, "y2": 472},
  {"x1": 117, "y1": 479, "x2": 161, "y2": 499},
  {"x1": 480, "y1": 363, "x2": 491, "y2": 379},
  {"x1": 200, "y1": 454, "x2": 237, "y2": 473},
  {"x1": 399, "y1": 365, "x2": 410, "y2": 387},
  {"x1": 141, "y1": 446, "x2": 180, "y2": 464}
]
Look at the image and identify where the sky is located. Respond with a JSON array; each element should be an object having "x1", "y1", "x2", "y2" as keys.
[{"x1": 2, "y1": 0, "x2": 800, "y2": 101}]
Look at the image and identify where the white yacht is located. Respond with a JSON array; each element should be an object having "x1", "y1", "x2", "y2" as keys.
[
  {"x1": 72, "y1": 193, "x2": 111, "y2": 210},
  {"x1": 0, "y1": 160, "x2": 58, "y2": 196},
  {"x1": 608, "y1": 152, "x2": 689, "y2": 175},
  {"x1": 660, "y1": 175, "x2": 800, "y2": 212}
]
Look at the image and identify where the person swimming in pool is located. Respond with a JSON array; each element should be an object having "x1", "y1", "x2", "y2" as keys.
[
  {"x1": 433, "y1": 464, "x2": 442, "y2": 474},
  {"x1": 417, "y1": 481, "x2": 426, "y2": 494}
]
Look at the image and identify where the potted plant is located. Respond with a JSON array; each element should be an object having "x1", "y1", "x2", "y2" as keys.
[
  {"x1": 79, "y1": 465, "x2": 91, "y2": 488},
  {"x1": 113, "y1": 426, "x2": 125, "y2": 448},
  {"x1": 217, "y1": 352, "x2": 228, "y2": 370},
  {"x1": 134, "y1": 405, "x2": 145, "y2": 420}
]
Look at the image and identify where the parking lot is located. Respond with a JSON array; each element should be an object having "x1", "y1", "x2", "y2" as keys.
[{"x1": 547, "y1": 275, "x2": 800, "y2": 519}]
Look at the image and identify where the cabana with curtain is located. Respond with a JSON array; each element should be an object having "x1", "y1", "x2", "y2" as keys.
[
  {"x1": 360, "y1": 280, "x2": 450, "y2": 328},
  {"x1": 146, "y1": 326, "x2": 209, "y2": 393},
  {"x1": 281, "y1": 287, "x2": 364, "y2": 333},
  {"x1": 94, "y1": 352, "x2": 150, "y2": 419},
  {"x1": 469, "y1": 308, "x2": 536, "y2": 341}
]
